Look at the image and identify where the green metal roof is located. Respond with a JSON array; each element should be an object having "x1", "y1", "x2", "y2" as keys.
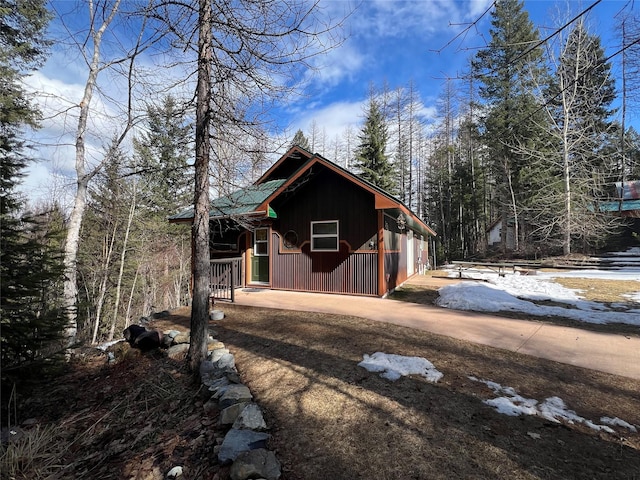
[
  {"x1": 169, "y1": 179, "x2": 285, "y2": 222},
  {"x1": 597, "y1": 199, "x2": 640, "y2": 212}
]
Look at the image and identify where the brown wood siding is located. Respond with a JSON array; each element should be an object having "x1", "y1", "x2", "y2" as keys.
[
  {"x1": 271, "y1": 233, "x2": 378, "y2": 295},
  {"x1": 268, "y1": 166, "x2": 380, "y2": 295},
  {"x1": 384, "y1": 248, "x2": 407, "y2": 291},
  {"x1": 270, "y1": 167, "x2": 378, "y2": 252},
  {"x1": 383, "y1": 213, "x2": 408, "y2": 292}
]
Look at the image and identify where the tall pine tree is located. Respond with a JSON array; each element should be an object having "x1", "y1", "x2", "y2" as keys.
[
  {"x1": 474, "y1": 0, "x2": 549, "y2": 252},
  {"x1": 290, "y1": 129, "x2": 310, "y2": 150},
  {"x1": 133, "y1": 95, "x2": 193, "y2": 214},
  {"x1": 355, "y1": 95, "x2": 397, "y2": 194},
  {"x1": 132, "y1": 95, "x2": 192, "y2": 316},
  {"x1": 1, "y1": 0, "x2": 67, "y2": 371}
]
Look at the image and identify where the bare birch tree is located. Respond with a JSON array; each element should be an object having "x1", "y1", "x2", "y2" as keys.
[
  {"x1": 57, "y1": 0, "x2": 156, "y2": 345},
  {"x1": 616, "y1": 7, "x2": 640, "y2": 179},
  {"x1": 107, "y1": 182, "x2": 137, "y2": 341}
]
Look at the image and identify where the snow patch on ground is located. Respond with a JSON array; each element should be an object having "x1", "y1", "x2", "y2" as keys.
[
  {"x1": 438, "y1": 250, "x2": 640, "y2": 325},
  {"x1": 469, "y1": 376, "x2": 638, "y2": 433},
  {"x1": 600, "y1": 416, "x2": 638, "y2": 432},
  {"x1": 358, "y1": 352, "x2": 443, "y2": 382}
]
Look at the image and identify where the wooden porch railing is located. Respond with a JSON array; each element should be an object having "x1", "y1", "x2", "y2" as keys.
[{"x1": 210, "y1": 257, "x2": 242, "y2": 302}]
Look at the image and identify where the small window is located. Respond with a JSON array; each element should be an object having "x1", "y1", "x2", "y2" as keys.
[
  {"x1": 254, "y1": 228, "x2": 268, "y2": 256},
  {"x1": 311, "y1": 221, "x2": 339, "y2": 252},
  {"x1": 283, "y1": 230, "x2": 299, "y2": 249}
]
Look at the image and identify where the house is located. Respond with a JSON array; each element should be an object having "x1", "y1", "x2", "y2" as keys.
[
  {"x1": 597, "y1": 180, "x2": 640, "y2": 218},
  {"x1": 487, "y1": 216, "x2": 516, "y2": 250},
  {"x1": 170, "y1": 147, "x2": 436, "y2": 297}
]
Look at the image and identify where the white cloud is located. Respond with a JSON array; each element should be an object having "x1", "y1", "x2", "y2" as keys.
[
  {"x1": 19, "y1": 44, "x2": 173, "y2": 205},
  {"x1": 466, "y1": 0, "x2": 495, "y2": 19},
  {"x1": 22, "y1": 70, "x2": 119, "y2": 198},
  {"x1": 354, "y1": 0, "x2": 457, "y2": 38},
  {"x1": 344, "y1": 0, "x2": 494, "y2": 41},
  {"x1": 290, "y1": 98, "x2": 366, "y2": 141},
  {"x1": 305, "y1": 40, "x2": 367, "y2": 91}
]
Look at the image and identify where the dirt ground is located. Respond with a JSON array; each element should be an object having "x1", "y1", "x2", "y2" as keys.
[
  {"x1": 205, "y1": 305, "x2": 640, "y2": 480},
  {"x1": 4, "y1": 294, "x2": 640, "y2": 479}
]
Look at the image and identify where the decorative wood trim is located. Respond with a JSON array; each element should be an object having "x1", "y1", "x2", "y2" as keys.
[{"x1": 377, "y1": 210, "x2": 385, "y2": 296}]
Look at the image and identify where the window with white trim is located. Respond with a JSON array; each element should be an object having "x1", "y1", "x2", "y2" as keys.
[
  {"x1": 311, "y1": 220, "x2": 339, "y2": 252},
  {"x1": 254, "y1": 228, "x2": 269, "y2": 256}
]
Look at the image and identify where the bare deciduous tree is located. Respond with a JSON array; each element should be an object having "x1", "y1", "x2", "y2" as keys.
[
  {"x1": 514, "y1": 15, "x2": 620, "y2": 256},
  {"x1": 58, "y1": 0, "x2": 155, "y2": 345},
  {"x1": 152, "y1": 0, "x2": 345, "y2": 371}
]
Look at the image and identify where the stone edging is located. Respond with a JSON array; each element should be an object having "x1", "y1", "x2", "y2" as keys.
[{"x1": 164, "y1": 327, "x2": 282, "y2": 480}]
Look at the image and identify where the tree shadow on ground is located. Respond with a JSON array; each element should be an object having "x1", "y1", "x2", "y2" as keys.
[{"x1": 214, "y1": 305, "x2": 640, "y2": 480}]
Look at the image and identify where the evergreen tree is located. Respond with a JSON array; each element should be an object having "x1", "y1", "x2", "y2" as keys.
[
  {"x1": 1, "y1": 207, "x2": 67, "y2": 369},
  {"x1": 133, "y1": 95, "x2": 193, "y2": 215},
  {"x1": 78, "y1": 144, "x2": 132, "y2": 344},
  {"x1": 455, "y1": 116, "x2": 488, "y2": 256},
  {"x1": 291, "y1": 129, "x2": 310, "y2": 151},
  {"x1": 473, "y1": 0, "x2": 549, "y2": 252},
  {"x1": 132, "y1": 95, "x2": 192, "y2": 316},
  {"x1": 1, "y1": 0, "x2": 67, "y2": 371},
  {"x1": 1, "y1": 0, "x2": 51, "y2": 207},
  {"x1": 355, "y1": 95, "x2": 397, "y2": 194}
]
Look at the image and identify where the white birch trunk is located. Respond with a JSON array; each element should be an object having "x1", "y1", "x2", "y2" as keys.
[
  {"x1": 124, "y1": 264, "x2": 140, "y2": 329},
  {"x1": 92, "y1": 222, "x2": 118, "y2": 345},
  {"x1": 62, "y1": 0, "x2": 122, "y2": 346}
]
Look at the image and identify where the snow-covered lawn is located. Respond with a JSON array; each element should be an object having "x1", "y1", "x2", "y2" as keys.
[{"x1": 436, "y1": 247, "x2": 640, "y2": 326}]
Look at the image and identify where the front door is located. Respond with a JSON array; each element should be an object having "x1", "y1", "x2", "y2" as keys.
[
  {"x1": 407, "y1": 230, "x2": 414, "y2": 276},
  {"x1": 251, "y1": 227, "x2": 269, "y2": 283}
]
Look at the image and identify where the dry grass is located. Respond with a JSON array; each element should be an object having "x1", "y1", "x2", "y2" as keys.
[
  {"x1": 7, "y1": 298, "x2": 640, "y2": 480},
  {"x1": 0, "y1": 425, "x2": 65, "y2": 479},
  {"x1": 553, "y1": 277, "x2": 640, "y2": 304},
  {"x1": 209, "y1": 305, "x2": 640, "y2": 480},
  {"x1": 4, "y1": 349, "x2": 223, "y2": 480}
]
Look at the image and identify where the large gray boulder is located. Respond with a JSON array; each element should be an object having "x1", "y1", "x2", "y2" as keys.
[
  {"x1": 218, "y1": 429, "x2": 270, "y2": 464},
  {"x1": 230, "y1": 448, "x2": 281, "y2": 480},
  {"x1": 209, "y1": 347, "x2": 230, "y2": 362},
  {"x1": 219, "y1": 384, "x2": 252, "y2": 409},
  {"x1": 232, "y1": 403, "x2": 267, "y2": 431},
  {"x1": 219, "y1": 402, "x2": 251, "y2": 426},
  {"x1": 166, "y1": 343, "x2": 189, "y2": 360},
  {"x1": 214, "y1": 353, "x2": 236, "y2": 370},
  {"x1": 172, "y1": 332, "x2": 190, "y2": 345}
]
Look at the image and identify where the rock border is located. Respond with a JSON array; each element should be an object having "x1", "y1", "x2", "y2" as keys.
[{"x1": 165, "y1": 326, "x2": 282, "y2": 480}]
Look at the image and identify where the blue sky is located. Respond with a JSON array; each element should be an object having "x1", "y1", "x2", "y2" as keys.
[
  {"x1": 285, "y1": 0, "x2": 635, "y2": 141},
  {"x1": 21, "y1": 0, "x2": 637, "y2": 203}
]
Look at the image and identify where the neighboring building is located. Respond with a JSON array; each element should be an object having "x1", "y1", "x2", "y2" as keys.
[
  {"x1": 170, "y1": 146, "x2": 436, "y2": 297},
  {"x1": 487, "y1": 216, "x2": 516, "y2": 250},
  {"x1": 597, "y1": 180, "x2": 640, "y2": 218}
]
